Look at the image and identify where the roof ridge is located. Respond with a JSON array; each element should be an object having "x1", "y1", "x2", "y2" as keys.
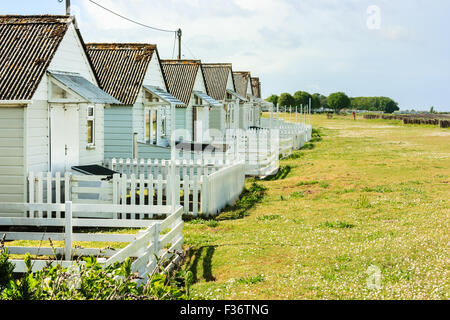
[
  {"x1": 0, "y1": 15, "x2": 73, "y2": 25},
  {"x1": 202, "y1": 63, "x2": 232, "y2": 67},
  {"x1": 161, "y1": 59, "x2": 201, "y2": 65},
  {"x1": 86, "y1": 43, "x2": 157, "y2": 50}
]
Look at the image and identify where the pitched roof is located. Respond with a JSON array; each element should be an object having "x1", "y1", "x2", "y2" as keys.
[
  {"x1": 233, "y1": 71, "x2": 251, "y2": 98},
  {"x1": 85, "y1": 43, "x2": 158, "y2": 105},
  {"x1": 160, "y1": 60, "x2": 203, "y2": 106},
  {"x1": 202, "y1": 63, "x2": 234, "y2": 101},
  {"x1": 0, "y1": 15, "x2": 73, "y2": 100},
  {"x1": 251, "y1": 77, "x2": 261, "y2": 98}
]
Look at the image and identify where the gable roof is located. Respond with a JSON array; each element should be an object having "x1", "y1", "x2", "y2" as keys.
[
  {"x1": 233, "y1": 71, "x2": 251, "y2": 98},
  {"x1": 251, "y1": 77, "x2": 261, "y2": 98},
  {"x1": 0, "y1": 15, "x2": 73, "y2": 100},
  {"x1": 202, "y1": 63, "x2": 234, "y2": 101},
  {"x1": 160, "y1": 60, "x2": 203, "y2": 106},
  {"x1": 85, "y1": 43, "x2": 160, "y2": 105}
]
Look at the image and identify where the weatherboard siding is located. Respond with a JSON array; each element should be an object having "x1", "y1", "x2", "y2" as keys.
[
  {"x1": 133, "y1": 99, "x2": 145, "y2": 143},
  {"x1": 174, "y1": 106, "x2": 193, "y2": 142},
  {"x1": 137, "y1": 143, "x2": 171, "y2": 160},
  {"x1": 209, "y1": 107, "x2": 224, "y2": 139},
  {"x1": 0, "y1": 107, "x2": 26, "y2": 204},
  {"x1": 26, "y1": 100, "x2": 49, "y2": 173},
  {"x1": 105, "y1": 106, "x2": 134, "y2": 160}
]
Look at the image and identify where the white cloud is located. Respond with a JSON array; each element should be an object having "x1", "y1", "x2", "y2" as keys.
[{"x1": 68, "y1": 0, "x2": 449, "y2": 111}]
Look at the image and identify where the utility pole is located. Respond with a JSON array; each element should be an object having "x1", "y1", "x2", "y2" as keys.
[
  {"x1": 177, "y1": 28, "x2": 182, "y2": 60},
  {"x1": 66, "y1": 0, "x2": 71, "y2": 15}
]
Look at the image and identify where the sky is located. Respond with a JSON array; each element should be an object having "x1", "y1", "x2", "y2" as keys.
[{"x1": 1, "y1": 0, "x2": 449, "y2": 111}]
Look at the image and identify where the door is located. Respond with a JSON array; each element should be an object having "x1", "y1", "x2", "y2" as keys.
[{"x1": 50, "y1": 105, "x2": 79, "y2": 173}]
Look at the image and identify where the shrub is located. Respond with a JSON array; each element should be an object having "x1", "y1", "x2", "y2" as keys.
[
  {"x1": 0, "y1": 235, "x2": 14, "y2": 291},
  {"x1": 0, "y1": 251, "x2": 192, "y2": 300}
]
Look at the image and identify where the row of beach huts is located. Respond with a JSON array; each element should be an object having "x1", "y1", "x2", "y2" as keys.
[{"x1": 0, "y1": 15, "x2": 312, "y2": 275}]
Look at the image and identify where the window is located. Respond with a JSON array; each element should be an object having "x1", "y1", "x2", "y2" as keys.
[
  {"x1": 225, "y1": 106, "x2": 231, "y2": 126},
  {"x1": 194, "y1": 95, "x2": 202, "y2": 105},
  {"x1": 161, "y1": 113, "x2": 167, "y2": 138},
  {"x1": 145, "y1": 108, "x2": 158, "y2": 145},
  {"x1": 87, "y1": 105, "x2": 95, "y2": 145}
]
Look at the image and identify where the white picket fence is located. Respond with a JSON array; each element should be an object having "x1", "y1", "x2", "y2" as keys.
[
  {"x1": 104, "y1": 158, "x2": 234, "y2": 180},
  {"x1": 105, "y1": 159, "x2": 246, "y2": 216},
  {"x1": 260, "y1": 118, "x2": 309, "y2": 150},
  {"x1": 212, "y1": 128, "x2": 280, "y2": 177},
  {"x1": 25, "y1": 160, "x2": 245, "y2": 217},
  {"x1": 0, "y1": 202, "x2": 184, "y2": 278}
]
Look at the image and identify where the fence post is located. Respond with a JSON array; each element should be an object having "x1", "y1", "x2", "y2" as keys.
[
  {"x1": 201, "y1": 175, "x2": 209, "y2": 215},
  {"x1": 64, "y1": 201, "x2": 73, "y2": 261},
  {"x1": 154, "y1": 222, "x2": 161, "y2": 259}
]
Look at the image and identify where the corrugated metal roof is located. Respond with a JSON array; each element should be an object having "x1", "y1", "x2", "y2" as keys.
[
  {"x1": 226, "y1": 89, "x2": 247, "y2": 102},
  {"x1": 202, "y1": 63, "x2": 233, "y2": 101},
  {"x1": 193, "y1": 91, "x2": 223, "y2": 107},
  {"x1": 143, "y1": 85, "x2": 185, "y2": 106},
  {"x1": 251, "y1": 77, "x2": 261, "y2": 98},
  {"x1": 86, "y1": 43, "x2": 157, "y2": 105},
  {"x1": 233, "y1": 71, "x2": 251, "y2": 98},
  {"x1": 160, "y1": 60, "x2": 201, "y2": 106},
  {"x1": 48, "y1": 71, "x2": 121, "y2": 104},
  {"x1": 0, "y1": 15, "x2": 72, "y2": 101}
]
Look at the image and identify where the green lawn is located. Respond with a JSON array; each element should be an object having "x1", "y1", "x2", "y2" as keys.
[{"x1": 182, "y1": 113, "x2": 450, "y2": 300}]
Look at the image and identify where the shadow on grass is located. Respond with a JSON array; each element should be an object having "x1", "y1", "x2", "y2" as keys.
[
  {"x1": 262, "y1": 165, "x2": 291, "y2": 181},
  {"x1": 216, "y1": 182, "x2": 267, "y2": 221},
  {"x1": 184, "y1": 245, "x2": 217, "y2": 283}
]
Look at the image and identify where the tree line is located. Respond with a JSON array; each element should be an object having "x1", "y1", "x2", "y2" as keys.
[{"x1": 265, "y1": 91, "x2": 399, "y2": 113}]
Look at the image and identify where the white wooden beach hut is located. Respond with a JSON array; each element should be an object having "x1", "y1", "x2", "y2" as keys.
[
  {"x1": 250, "y1": 77, "x2": 263, "y2": 126},
  {"x1": 160, "y1": 60, "x2": 225, "y2": 155},
  {"x1": 233, "y1": 71, "x2": 256, "y2": 130},
  {"x1": 202, "y1": 63, "x2": 244, "y2": 136},
  {"x1": 85, "y1": 43, "x2": 184, "y2": 160},
  {"x1": 0, "y1": 15, "x2": 119, "y2": 207}
]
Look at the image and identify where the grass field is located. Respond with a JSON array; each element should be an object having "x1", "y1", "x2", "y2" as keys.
[{"x1": 182, "y1": 113, "x2": 450, "y2": 300}]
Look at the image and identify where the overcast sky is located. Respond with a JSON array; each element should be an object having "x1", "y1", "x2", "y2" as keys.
[{"x1": 2, "y1": 0, "x2": 449, "y2": 111}]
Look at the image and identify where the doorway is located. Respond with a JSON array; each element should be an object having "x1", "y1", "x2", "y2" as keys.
[{"x1": 50, "y1": 104, "x2": 80, "y2": 173}]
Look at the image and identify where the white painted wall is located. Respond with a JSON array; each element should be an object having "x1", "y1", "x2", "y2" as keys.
[
  {"x1": 28, "y1": 23, "x2": 105, "y2": 173},
  {"x1": 134, "y1": 54, "x2": 171, "y2": 145},
  {"x1": 226, "y1": 70, "x2": 235, "y2": 92},
  {"x1": 193, "y1": 67, "x2": 207, "y2": 93},
  {"x1": 142, "y1": 54, "x2": 167, "y2": 91}
]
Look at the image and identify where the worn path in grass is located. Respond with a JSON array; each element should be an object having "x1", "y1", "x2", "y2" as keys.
[{"x1": 182, "y1": 114, "x2": 449, "y2": 300}]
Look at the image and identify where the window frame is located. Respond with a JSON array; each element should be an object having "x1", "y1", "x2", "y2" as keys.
[{"x1": 87, "y1": 105, "x2": 95, "y2": 146}]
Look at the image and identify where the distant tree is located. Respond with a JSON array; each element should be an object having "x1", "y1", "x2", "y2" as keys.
[
  {"x1": 327, "y1": 92, "x2": 350, "y2": 112},
  {"x1": 293, "y1": 91, "x2": 312, "y2": 108},
  {"x1": 311, "y1": 93, "x2": 324, "y2": 110},
  {"x1": 265, "y1": 94, "x2": 279, "y2": 106},
  {"x1": 378, "y1": 97, "x2": 399, "y2": 113},
  {"x1": 278, "y1": 93, "x2": 295, "y2": 110},
  {"x1": 429, "y1": 106, "x2": 435, "y2": 113},
  {"x1": 351, "y1": 96, "x2": 399, "y2": 113}
]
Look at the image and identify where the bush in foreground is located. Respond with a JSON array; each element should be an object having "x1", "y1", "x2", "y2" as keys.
[{"x1": 0, "y1": 250, "x2": 193, "y2": 300}]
